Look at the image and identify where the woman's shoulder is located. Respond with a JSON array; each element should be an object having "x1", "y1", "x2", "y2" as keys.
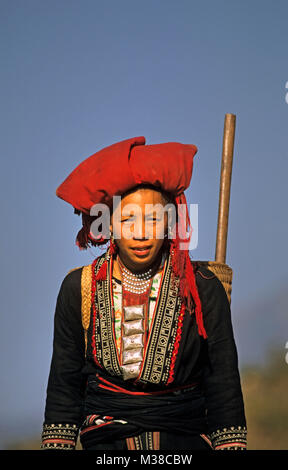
[
  {"x1": 62, "y1": 265, "x2": 83, "y2": 288},
  {"x1": 191, "y1": 260, "x2": 230, "y2": 306},
  {"x1": 55, "y1": 266, "x2": 84, "y2": 311},
  {"x1": 62, "y1": 252, "x2": 107, "y2": 285},
  {"x1": 192, "y1": 261, "x2": 217, "y2": 281},
  {"x1": 60, "y1": 251, "x2": 107, "y2": 297},
  {"x1": 191, "y1": 261, "x2": 218, "y2": 286}
]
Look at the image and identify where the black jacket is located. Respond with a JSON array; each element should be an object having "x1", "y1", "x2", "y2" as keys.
[{"x1": 41, "y1": 254, "x2": 247, "y2": 450}]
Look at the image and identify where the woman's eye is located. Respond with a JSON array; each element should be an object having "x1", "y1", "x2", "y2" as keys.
[
  {"x1": 146, "y1": 217, "x2": 160, "y2": 222},
  {"x1": 121, "y1": 217, "x2": 135, "y2": 224}
]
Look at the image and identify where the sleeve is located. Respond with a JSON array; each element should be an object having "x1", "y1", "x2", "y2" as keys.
[
  {"x1": 41, "y1": 268, "x2": 86, "y2": 450},
  {"x1": 196, "y1": 267, "x2": 247, "y2": 450}
]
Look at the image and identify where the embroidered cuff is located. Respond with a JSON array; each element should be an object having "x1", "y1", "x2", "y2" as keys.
[
  {"x1": 210, "y1": 425, "x2": 247, "y2": 450},
  {"x1": 41, "y1": 423, "x2": 79, "y2": 450}
]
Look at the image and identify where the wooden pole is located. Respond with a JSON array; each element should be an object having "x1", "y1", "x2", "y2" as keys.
[{"x1": 215, "y1": 113, "x2": 236, "y2": 264}]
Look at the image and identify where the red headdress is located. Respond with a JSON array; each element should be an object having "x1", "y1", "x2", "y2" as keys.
[{"x1": 56, "y1": 136, "x2": 207, "y2": 338}]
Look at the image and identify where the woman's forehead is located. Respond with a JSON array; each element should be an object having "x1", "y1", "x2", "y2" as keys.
[
  {"x1": 121, "y1": 187, "x2": 165, "y2": 205},
  {"x1": 110, "y1": 187, "x2": 173, "y2": 219}
]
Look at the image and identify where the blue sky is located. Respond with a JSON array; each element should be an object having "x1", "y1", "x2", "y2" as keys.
[{"x1": 1, "y1": 0, "x2": 288, "y2": 447}]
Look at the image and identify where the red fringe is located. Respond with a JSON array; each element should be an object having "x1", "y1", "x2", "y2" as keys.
[
  {"x1": 184, "y1": 252, "x2": 207, "y2": 339},
  {"x1": 167, "y1": 302, "x2": 186, "y2": 385},
  {"x1": 95, "y1": 238, "x2": 118, "y2": 281},
  {"x1": 109, "y1": 237, "x2": 118, "y2": 256},
  {"x1": 171, "y1": 194, "x2": 207, "y2": 339}
]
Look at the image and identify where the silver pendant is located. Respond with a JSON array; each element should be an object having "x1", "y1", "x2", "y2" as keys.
[
  {"x1": 120, "y1": 362, "x2": 142, "y2": 380},
  {"x1": 121, "y1": 304, "x2": 145, "y2": 380},
  {"x1": 124, "y1": 305, "x2": 145, "y2": 321}
]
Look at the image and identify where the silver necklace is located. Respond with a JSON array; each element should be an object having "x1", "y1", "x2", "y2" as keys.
[{"x1": 118, "y1": 257, "x2": 153, "y2": 294}]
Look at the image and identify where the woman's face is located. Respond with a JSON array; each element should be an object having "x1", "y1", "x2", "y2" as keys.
[{"x1": 110, "y1": 188, "x2": 170, "y2": 272}]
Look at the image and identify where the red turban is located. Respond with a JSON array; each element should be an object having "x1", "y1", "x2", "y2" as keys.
[
  {"x1": 55, "y1": 136, "x2": 207, "y2": 339},
  {"x1": 56, "y1": 136, "x2": 197, "y2": 213}
]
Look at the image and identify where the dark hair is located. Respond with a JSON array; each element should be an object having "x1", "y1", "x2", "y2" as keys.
[{"x1": 120, "y1": 183, "x2": 175, "y2": 206}]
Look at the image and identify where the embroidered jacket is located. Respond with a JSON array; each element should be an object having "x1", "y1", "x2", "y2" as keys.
[{"x1": 41, "y1": 251, "x2": 247, "y2": 450}]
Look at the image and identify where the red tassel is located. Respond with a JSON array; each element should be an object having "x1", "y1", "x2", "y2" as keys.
[
  {"x1": 75, "y1": 212, "x2": 109, "y2": 250},
  {"x1": 184, "y1": 251, "x2": 207, "y2": 339},
  {"x1": 109, "y1": 237, "x2": 118, "y2": 256},
  {"x1": 170, "y1": 194, "x2": 207, "y2": 339}
]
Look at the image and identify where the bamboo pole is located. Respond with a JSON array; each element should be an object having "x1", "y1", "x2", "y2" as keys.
[{"x1": 215, "y1": 113, "x2": 236, "y2": 264}]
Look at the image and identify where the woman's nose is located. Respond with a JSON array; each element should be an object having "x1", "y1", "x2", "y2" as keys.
[{"x1": 133, "y1": 218, "x2": 150, "y2": 239}]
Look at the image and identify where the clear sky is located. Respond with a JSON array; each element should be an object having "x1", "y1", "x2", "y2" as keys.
[{"x1": 1, "y1": 0, "x2": 288, "y2": 447}]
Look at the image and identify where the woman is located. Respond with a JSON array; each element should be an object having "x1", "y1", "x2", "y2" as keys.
[{"x1": 41, "y1": 136, "x2": 247, "y2": 450}]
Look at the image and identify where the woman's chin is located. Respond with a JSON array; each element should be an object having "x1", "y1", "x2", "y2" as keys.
[
  {"x1": 129, "y1": 253, "x2": 154, "y2": 269},
  {"x1": 124, "y1": 248, "x2": 160, "y2": 271}
]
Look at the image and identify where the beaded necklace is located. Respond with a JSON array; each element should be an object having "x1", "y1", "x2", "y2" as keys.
[{"x1": 117, "y1": 256, "x2": 154, "y2": 294}]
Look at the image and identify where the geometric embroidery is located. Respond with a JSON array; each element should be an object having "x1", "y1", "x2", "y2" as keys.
[
  {"x1": 126, "y1": 431, "x2": 160, "y2": 450},
  {"x1": 93, "y1": 255, "x2": 122, "y2": 377},
  {"x1": 41, "y1": 423, "x2": 78, "y2": 450},
  {"x1": 90, "y1": 251, "x2": 185, "y2": 386},
  {"x1": 210, "y1": 425, "x2": 247, "y2": 450},
  {"x1": 136, "y1": 258, "x2": 182, "y2": 385}
]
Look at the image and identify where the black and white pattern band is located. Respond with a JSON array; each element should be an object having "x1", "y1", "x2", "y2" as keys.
[
  {"x1": 41, "y1": 423, "x2": 79, "y2": 450},
  {"x1": 210, "y1": 425, "x2": 247, "y2": 450}
]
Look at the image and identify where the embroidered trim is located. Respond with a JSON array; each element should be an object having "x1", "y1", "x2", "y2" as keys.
[
  {"x1": 91, "y1": 255, "x2": 106, "y2": 368},
  {"x1": 210, "y1": 426, "x2": 247, "y2": 450},
  {"x1": 126, "y1": 435, "x2": 142, "y2": 450},
  {"x1": 135, "y1": 255, "x2": 182, "y2": 385},
  {"x1": 200, "y1": 433, "x2": 213, "y2": 448},
  {"x1": 93, "y1": 253, "x2": 122, "y2": 375},
  {"x1": 41, "y1": 423, "x2": 78, "y2": 450},
  {"x1": 90, "y1": 251, "x2": 185, "y2": 386},
  {"x1": 126, "y1": 431, "x2": 160, "y2": 450}
]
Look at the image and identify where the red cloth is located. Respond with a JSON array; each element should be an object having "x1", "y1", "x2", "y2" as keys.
[{"x1": 56, "y1": 136, "x2": 197, "y2": 213}]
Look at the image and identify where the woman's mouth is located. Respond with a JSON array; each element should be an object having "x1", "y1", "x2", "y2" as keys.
[{"x1": 130, "y1": 246, "x2": 152, "y2": 257}]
